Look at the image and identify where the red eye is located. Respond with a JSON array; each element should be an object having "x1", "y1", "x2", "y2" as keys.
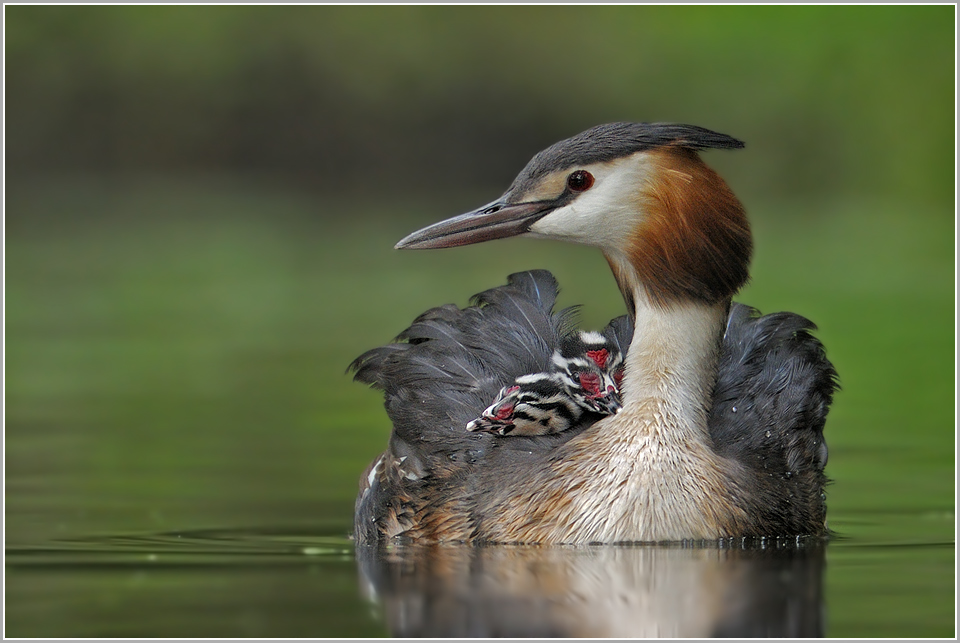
[{"x1": 566, "y1": 170, "x2": 594, "y2": 192}]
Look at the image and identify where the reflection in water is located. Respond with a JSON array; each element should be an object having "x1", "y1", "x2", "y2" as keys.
[{"x1": 357, "y1": 539, "x2": 825, "y2": 638}]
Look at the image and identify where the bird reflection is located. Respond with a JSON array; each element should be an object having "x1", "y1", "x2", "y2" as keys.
[{"x1": 356, "y1": 539, "x2": 825, "y2": 638}]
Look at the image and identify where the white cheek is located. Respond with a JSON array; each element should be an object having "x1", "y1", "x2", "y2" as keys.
[
  {"x1": 529, "y1": 202, "x2": 595, "y2": 243},
  {"x1": 527, "y1": 157, "x2": 651, "y2": 250},
  {"x1": 530, "y1": 196, "x2": 637, "y2": 249}
]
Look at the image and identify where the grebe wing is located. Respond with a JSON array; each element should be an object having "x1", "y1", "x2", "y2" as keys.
[
  {"x1": 350, "y1": 270, "x2": 577, "y2": 441},
  {"x1": 351, "y1": 270, "x2": 586, "y2": 541},
  {"x1": 709, "y1": 303, "x2": 840, "y2": 532}
]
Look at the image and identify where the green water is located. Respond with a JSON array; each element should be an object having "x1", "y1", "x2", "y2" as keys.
[{"x1": 5, "y1": 177, "x2": 955, "y2": 637}]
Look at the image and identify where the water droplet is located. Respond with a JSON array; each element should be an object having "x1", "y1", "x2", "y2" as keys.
[
  {"x1": 731, "y1": 406, "x2": 737, "y2": 413},
  {"x1": 765, "y1": 430, "x2": 771, "y2": 438}
]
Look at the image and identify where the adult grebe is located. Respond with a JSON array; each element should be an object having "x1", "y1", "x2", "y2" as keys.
[{"x1": 351, "y1": 122, "x2": 839, "y2": 544}]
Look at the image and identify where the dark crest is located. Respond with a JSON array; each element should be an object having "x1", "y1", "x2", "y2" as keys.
[{"x1": 508, "y1": 122, "x2": 744, "y2": 196}]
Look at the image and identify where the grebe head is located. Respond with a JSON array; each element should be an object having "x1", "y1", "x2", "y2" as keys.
[{"x1": 396, "y1": 122, "x2": 753, "y2": 309}]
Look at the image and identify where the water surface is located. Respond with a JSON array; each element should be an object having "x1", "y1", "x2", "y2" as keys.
[{"x1": 5, "y1": 515, "x2": 953, "y2": 637}]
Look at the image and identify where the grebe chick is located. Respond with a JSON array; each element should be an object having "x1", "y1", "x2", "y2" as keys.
[
  {"x1": 466, "y1": 373, "x2": 588, "y2": 436},
  {"x1": 466, "y1": 330, "x2": 626, "y2": 436},
  {"x1": 552, "y1": 330, "x2": 626, "y2": 416}
]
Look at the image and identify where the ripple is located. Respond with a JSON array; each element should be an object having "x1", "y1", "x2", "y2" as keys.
[{"x1": 5, "y1": 526, "x2": 355, "y2": 567}]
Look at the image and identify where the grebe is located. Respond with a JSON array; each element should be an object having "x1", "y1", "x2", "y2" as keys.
[
  {"x1": 466, "y1": 329, "x2": 626, "y2": 436},
  {"x1": 351, "y1": 122, "x2": 838, "y2": 544},
  {"x1": 551, "y1": 329, "x2": 627, "y2": 416},
  {"x1": 466, "y1": 371, "x2": 600, "y2": 437}
]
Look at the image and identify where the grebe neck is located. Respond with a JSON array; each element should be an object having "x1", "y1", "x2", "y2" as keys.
[
  {"x1": 547, "y1": 253, "x2": 744, "y2": 541},
  {"x1": 621, "y1": 293, "x2": 727, "y2": 446},
  {"x1": 604, "y1": 249, "x2": 727, "y2": 437}
]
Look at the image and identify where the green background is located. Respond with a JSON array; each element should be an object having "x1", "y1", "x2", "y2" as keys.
[{"x1": 5, "y1": 5, "x2": 955, "y2": 637}]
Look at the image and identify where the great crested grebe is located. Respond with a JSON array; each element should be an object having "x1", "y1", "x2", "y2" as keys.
[{"x1": 351, "y1": 122, "x2": 839, "y2": 544}]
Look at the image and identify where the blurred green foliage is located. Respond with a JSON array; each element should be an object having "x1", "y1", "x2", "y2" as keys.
[{"x1": 5, "y1": 5, "x2": 955, "y2": 203}]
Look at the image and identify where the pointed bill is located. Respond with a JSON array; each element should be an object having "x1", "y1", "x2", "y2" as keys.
[{"x1": 395, "y1": 199, "x2": 557, "y2": 250}]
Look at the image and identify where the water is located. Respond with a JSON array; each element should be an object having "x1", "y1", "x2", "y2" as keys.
[
  {"x1": 5, "y1": 517, "x2": 953, "y2": 637},
  {"x1": 5, "y1": 179, "x2": 955, "y2": 637},
  {"x1": 6, "y1": 529, "x2": 375, "y2": 638}
]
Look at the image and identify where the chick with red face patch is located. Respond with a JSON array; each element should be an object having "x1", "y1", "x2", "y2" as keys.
[
  {"x1": 466, "y1": 373, "x2": 583, "y2": 436},
  {"x1": 553, "y1": 331, "x2": 626, "y2": 416},
  {"x1": 466, "y1": 330, "x2": 626, "y2": 437}
]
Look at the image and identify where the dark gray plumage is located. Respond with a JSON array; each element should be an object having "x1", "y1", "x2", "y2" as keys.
[
  {"x1": 710, "y1": 303, "x2": 839, "y2": 534},
  {"x1": 351, "y1": 271, "x2": 576, "y2": 443},
  {"x1": 350, "y1": 271, "x2": 587, "y2": 543},
  {"x1": 350, "y1": 270, "x2": 839, "y2": 542},
  {"x1": 506, "y1": 122, "x2": 744, "y2": 199},
  {"x1": 601, "y1": 313, "x2": 634, "y2": 358}
]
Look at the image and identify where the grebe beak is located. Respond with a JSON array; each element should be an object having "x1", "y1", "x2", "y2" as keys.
[{"x1": 395, "y1": 198, "x2": 559, "y2": 250}]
